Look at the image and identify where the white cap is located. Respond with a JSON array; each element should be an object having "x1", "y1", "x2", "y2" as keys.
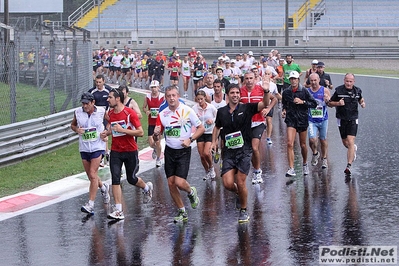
[
  {"x1": 150, "y1": 80, "x2": 160, "y2": 87},
  {"x1": 312, "y1": 59, "x2": 319, "y2": 64},
  {"x1": 289, "y1": 71, "x2": 300, "y2": 79},
  {"x1": 230, "y1": 59, "x2": 236, "y2": 63},
  {"x1": 248, "y1": 51, "x2": 253, "y2": 55}
]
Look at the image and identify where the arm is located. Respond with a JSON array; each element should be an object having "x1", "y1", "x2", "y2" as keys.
[
  {"x1": 211, "y1": 125, "x2": 221, "y2": 152},
  {"x1": 70, "y1": 113, "x2": 84, "y2": 135},
  {"x1": 129, "y1": 98, "x2": 143, "y2": 119},
  {"x1": 257, "y1": 75, "x2": 271, "y2": 111}
]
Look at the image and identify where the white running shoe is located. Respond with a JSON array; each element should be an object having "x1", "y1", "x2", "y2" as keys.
[
  {"x1": 286, "y1": 168, "x2": 296, "y2": 177},
  {"x1": 311, "y1": 152, "x2": 320, "y2": 166},
  {"x1": 303, "y1": 163, "x2": 309, "y2": 175},
  {"x1": 101, "y1": 183, "x2": 110, "y2": 204}
]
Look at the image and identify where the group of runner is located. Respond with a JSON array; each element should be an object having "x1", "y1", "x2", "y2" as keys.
[{"x1": 73, "y1": 48, "x2": 366, "y2": 224}]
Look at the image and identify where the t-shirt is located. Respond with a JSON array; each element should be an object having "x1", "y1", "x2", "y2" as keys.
[
  {"x1": 240, "y1": 85, "x2": 265, "y2": 126},
  {"x1": 156, "y1": 104, "x2": 202, "y2": 149},
  {"x1": 192, "y1": 103, "x2": 218, "y2": 134},
  {"x1": 168, "y1": 61, "x2": 180, "y2": 77},
  {"x1": 283, "y1": 63, "x2": 301, "y2": 84},
  {"x1": 108, "y1": 107, "x2": 141, "y2": 152},
  {"x1": 146, "y1": 93, "x2": 164, "y2": 126}
]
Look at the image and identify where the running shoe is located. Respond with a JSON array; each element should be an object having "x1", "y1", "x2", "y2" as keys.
[
  {"x1": 203, "y1": 170, "x2": 209, "y2": 181},
  {"x1": 174, "y1": 209, "x2": 188, "y2": 223},
  {"x1": 311, "y1": 152, "x2": 320, "y2": 166},
  {"x1": 353, "y1": 144, "x2": 357, "y2": 162},
  {"x1": 143, "y1": 182, "x2": 153, "y2": 204},
  {"x1": 266, "y1": 138, "x2": 273, "y2": 145},
  {"x1": 101, "y1": 183, "x2": 110, "y2": 204},
  {"x1": 155, "y1": 158, "x2": 162, "y2": 168},
  {"x1": 252, "y1": 170, "x2": 263, "y2": 184},
  {"x1": 151, "y1": 148, "x2": 157, "y2": 160},
  {"x1": 322, "y1": 158, "x2": 328, "y2": 169},
  {"x1": 81, "y1": 202, "x2": 94, "y2": 215},
  {"x1": 238, "y1": 209, "x2": 250, "y2": 223},
  {"x1": 188, "y1": 187, "x2": 200, "y2": 209},
  {"x1": 303, "y1": 163, "x2": 309, "y2": 175},
  {"x1": 209, "y1": 167, "x2": 216, "y2": 180},
  {"x1": 344, "y1": 166, "x2": 352, "y2": 175},
  {"x1": 107, "y1": 206, "x2": 125, "y2": 220},
  {"x1": 213, "y1": 151, "x2": 220, "y2": 164},
  {"x1": 183, "y1": 93, "x2": 188, "y2": 99},
  {"x1": 286, "y1": 168, "x2": 296, "y2": 177}
]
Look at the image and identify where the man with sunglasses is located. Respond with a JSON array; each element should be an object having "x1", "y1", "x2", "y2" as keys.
[{"x1": 100, "y1": 88, "x2": 153, "y2": 220}]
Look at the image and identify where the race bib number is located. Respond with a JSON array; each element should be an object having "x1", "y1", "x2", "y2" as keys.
[
  {"x1": 82, "y1": 127, "x2": 98, "y2": 142},
  {"x1": 183, "y1": 67, "x2": 189, "y2": 71},
  {"x1": 165, "y1": 126, "x2": 181, "y2": 138},
  {"x1": 310, "y1": 106, "x2": 323, "y2": 118},
  {"x1": 111, "y1": 120, "x2": 127, "y2": 137},
  {"x1": 196, "y1": 70, "x2": 202, "y2": 77},
  {"x1": 225, "y1": 131, "x2": 244, "y2": 149},
  {"x1": 150, "y1": 108, "x2": 159, "y2": 118}
]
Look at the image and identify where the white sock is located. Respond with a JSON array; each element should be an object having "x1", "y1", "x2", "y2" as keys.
[
  {"x1": 88, "y1": 200, "x2": 95, "y2": 207},
  {"x1": 143, "y1": 184, "x2": 149, "y2": 193},
  {"x1": 115, "y1": 204, "x2": 122, "y2": 211}
]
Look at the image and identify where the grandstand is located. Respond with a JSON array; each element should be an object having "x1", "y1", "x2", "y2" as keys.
[
  {"x1": 314, "y1": 0, "x2": 399, "y2": 28},
  {"x1": 79, "y1": 0, "x2": 399, "y2": 31},
  {"x1": 82, "y1": 0, "x2": 305, "y2": 31}
]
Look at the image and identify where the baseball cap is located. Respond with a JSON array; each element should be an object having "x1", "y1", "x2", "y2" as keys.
[
  {"x1": 150, "y1": 80, "x2": 160, "y2": 87},
  {"x1": 225, "y1": 59, "x2": 230, "y2": 63},
  {"x1": 81, "y1": 92, "x2": 94, "y2": 103},
  {"x1": 317, "y1": 61, "x2": 325, "y2": 67},
  {"x1": 289, "y1": 71, "x2": 300, "y2": 79},
  {"x1": 251, "y1": 65, "x2": 258, "y2": 70},
  {"x1": 216, "y1": 67, "x2": 224, "y2": 72},
  {"x1": 248, "y1": 51, "x2": 253, "y2": 56},
  {"x1": 230, "y1": 59, "x2": 236, "y2": 64},
  {"x1": 312, "y1": 59, "x2": 318, "y2": 64},
  {"x1": 261, "y1": 58, "x2": 267, "y2": 62}
]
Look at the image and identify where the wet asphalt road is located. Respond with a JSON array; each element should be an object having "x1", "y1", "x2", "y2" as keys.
[{"x1": 0, "y1": 74, "x2": 398, "y2": 265}]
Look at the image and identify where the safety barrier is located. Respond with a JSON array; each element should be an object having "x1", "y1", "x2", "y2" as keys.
[{"x1": 0, "y1": 109, "x2": 78, "y2": 167}]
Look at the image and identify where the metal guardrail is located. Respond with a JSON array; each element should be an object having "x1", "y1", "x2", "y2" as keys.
[
  {"x1": 68, "y1": 0, "x2": 100, "y2": 27},
  {"x1": 0, "y1": 109, "x2": 78, "y2": 167}
]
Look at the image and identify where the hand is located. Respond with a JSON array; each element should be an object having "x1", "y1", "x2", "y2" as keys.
[
  {"x1": 282, "y1": 110, "x2": 286, "y2": 119},
  {"x1": 261, "y1": 107, "x2": 270, "y2": 117},
  {"x1": 339, "y1": 98, "x2": 345, "y2": 106},
  {"x1": 360, "y1": 101, "x2": 366, "y2": 108},
  {"x1": 261, "y1": 75, "x2": 270, "y2": 91},
  {"x1": 181, "y1": 138, "x2": 191, "y2": 148},
  {"x1": 76, "y1": 127, "x2": 84, "y2": 135},
  {"x1": 293, "y1": 97, "x2": 304, "y2": 105},
  {"x1": 100, "y1": 130, "x2": 108, "y2": 139},
  {"x1": 111, "y1": 123, "x2": 123, "y2": 133}
]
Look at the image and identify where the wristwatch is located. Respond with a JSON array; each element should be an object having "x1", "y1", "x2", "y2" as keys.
[
  {"x1": 264, "y1": 89, "x2": 270, "y2": 93},
  {"x1": 189, "y1": 137, "x2": 194, "y2": 143}
]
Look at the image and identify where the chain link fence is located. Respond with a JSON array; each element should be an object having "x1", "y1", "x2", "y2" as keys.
[{"x1": 0, "y1": 26, "x2": 92, "y2": 126}]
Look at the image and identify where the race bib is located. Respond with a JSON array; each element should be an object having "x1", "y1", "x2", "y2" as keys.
[
  {"x1": 196, "y1": 70, "x2": 202, "y2": 77},
  {"x1": 150, "y1": 108, "x2": 159, "y2": 118},
  {"x1": 310, "y1": 106, "x2": 323, "y2": 118},
  {"x1": 165, "y1": 126, "x2": 181, "y2": 138},
  {"x1": 111, "y1": 120, "x2": 127, "y2": 137},
  {"x1": 225, "y1": 131, "x2": 244, "y2": 149},
  {"x1": 82, "y1": 127, "x2": 98, "y2": 142},
  {"x1": 183, "y1": 67, "x2": 189, "y2": 71}
]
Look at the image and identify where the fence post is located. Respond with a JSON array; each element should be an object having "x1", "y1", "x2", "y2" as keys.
[
  {"x1": 49, "y1": 39, "x2": 56, "y2": 114},
  {"x1": 9, "y1": 41, "x2": 17, "y2": 123}
]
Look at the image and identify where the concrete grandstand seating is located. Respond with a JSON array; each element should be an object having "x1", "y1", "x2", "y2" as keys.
[
  {"x1": 314, "y1": 0, "x2": 399, "y2": 28},
  {"x1": 84, "y1": 0, "x2": 305, "y2": 31}
]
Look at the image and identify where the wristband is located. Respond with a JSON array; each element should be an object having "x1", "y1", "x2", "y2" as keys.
[
  {"x1": 189, "y1": 137, "x2": 194, "y2": 143},
  {"x1": 264, "y1": 89, "x2": 270, "y2": 93}
]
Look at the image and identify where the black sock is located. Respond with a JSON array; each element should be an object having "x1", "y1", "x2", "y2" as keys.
[{"x1": 347, "y1": 163, "x2": 352, "y2": 168}]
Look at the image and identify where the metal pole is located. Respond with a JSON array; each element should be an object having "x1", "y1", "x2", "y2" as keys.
[
  {"x1": 351, "y1": 0, "x2": 354, "y2": 47},
  {"x1": 176, "y1": 0, "x2": 178, "y2": 45},
  {"x1": 4, "y1": 0, "x2": 9, "y2": 44},
  {"x1": 260, "y1": 0, "x2": 263, "y2": 46},
  {"x1": 98, "y1": 0, "x2": 100, "y2": 48},
  {"x1": 285, "y1": 0, "x2": 289, "y2": 46}
]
